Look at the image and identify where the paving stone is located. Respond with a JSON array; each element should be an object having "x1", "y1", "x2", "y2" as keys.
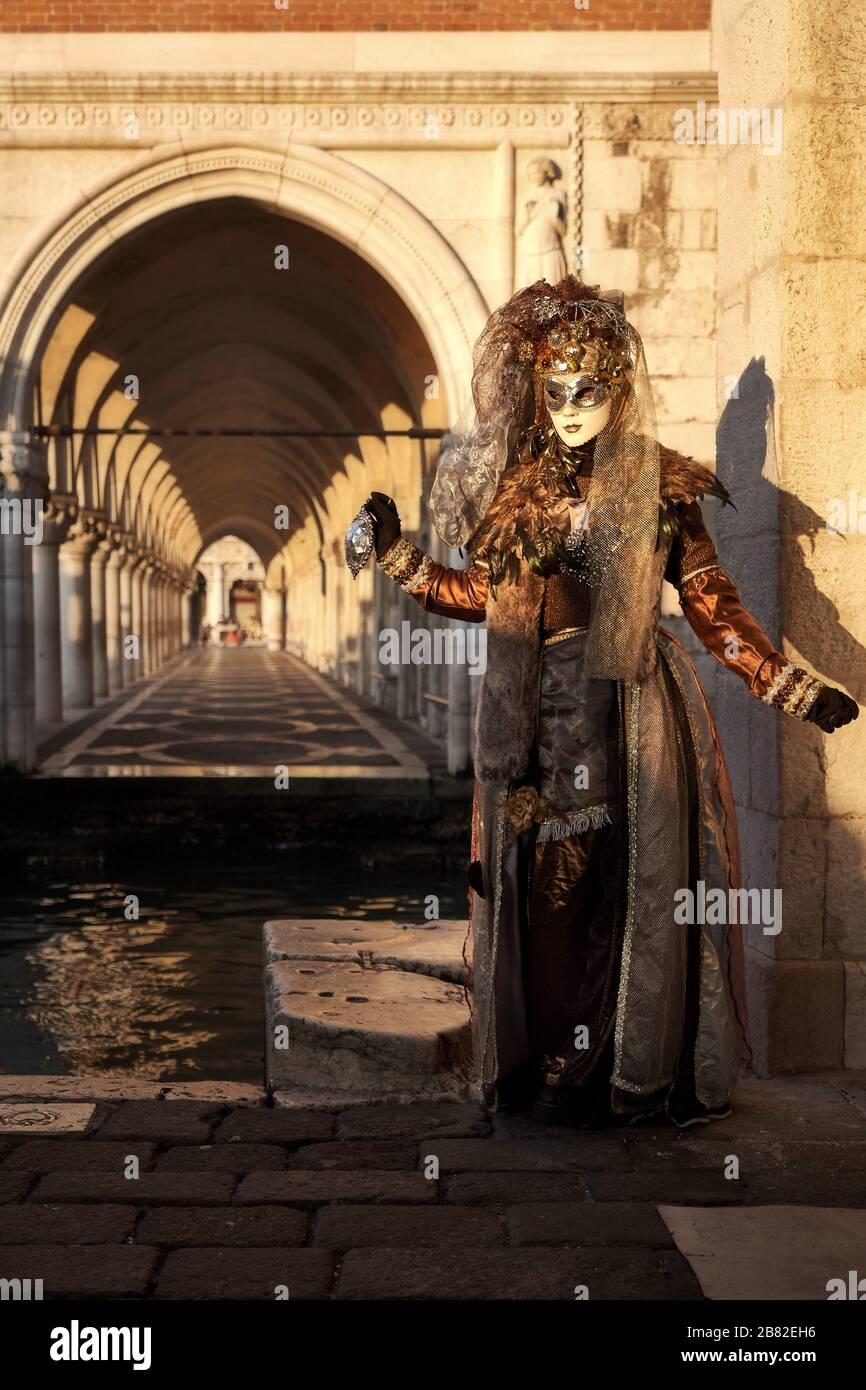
[
  {"x1": 772, "y1": 1140, "x2": 866, "y2": 1174},
  {"x1": 0, "y1": 1101, "x2": 96, "y2": 1134},
  {"x1": 0, "y1": 1079, "x2": 267, "y2": 1105},
  {"x1": 491, "y1": 1110, "x2": 630, "y2": 1143},
  {"x1": 0, "y1": 1078, "x2": 165, "y2": 1103},
  {"x1": 287, "y1": 1140, "x2": 418, "y2": 1170},
  {"x1": 709, "y1": 1077, "x2": 866, "y2": 1143},
  {"x1": 0, "y1": 1203, "x2": 137, "y2": 1245},
  {"x1": 314, "y1": 1204, "x2": 504, "y2": 1249},
  {"x1": 156, "y1": 1085, "x2": 266, "y2": 1105},
  {"x1": 585, "y1": 1171, "x2": 745, "y2": 1204},
  {"x1": 235, "y1": 1170, "x2": 437, "y2": 1207},
  {"x1": 2, "y1": 1140, "x2": 158, "y2": 1173},
  {"x1": 155, "y1": 1248, "x2": 334, "y2": 1300},
  {"x1": 0, "y1": 1173, "x2": 35, "y2": 1203},
  {"x1": 660, "y1": 1249, "x2": 706, "y2": 1299},
  {"x1": 137, "y1": 1205, "x2": 308, "y2": 1248},
  {"x1": 421, "y1": 1138, "x2": 624, "y2": 1173},
  {"x1": 336, "y1": 1246, "x2": 687, "y2": 1300},
  {"x1": 831, "y1": 1075, "x2": 866, "y2": 1120},
  {"x1": 622, "y1": 1136, "x2": 781, "y2": 1173},
  {"x1": 625, "y1": 1135, "x2": 866, "y2": 1176},
  {"x1": 213, "y1": 1109, "x2": 335, "y2": 1146},
  {"x1": 32, "y1": 1173, "x2": 236, "y2": 1206},
  {"x1": 273, "y1": 1088, "x2": 377, "y2": 1111},
  {"x1": 336, "y1": 1102, "x2": 489, "y2": 1141},
  {"x1": 660, "y1": 1204, "x2": 866, "y2": 1300},
  {"x1": 741, "y1": 1171, "x2": 866, "y2": 1207},
  {"x1": 156, "y1": 1144, "x2": 288, "y2": 1173},
  {"x1": 507, "y1": 1201, "x2": 674, "y2": 1247},
  {"x1": 442, "y1": 1172, "x2": 590, "y2": 1204},
  {"x1": 94, "y1": 1101, "x2": 223, "y2": 1145},
  {"x1": 0, "y1": 1245, "x2": 158, "y2": 1298}
]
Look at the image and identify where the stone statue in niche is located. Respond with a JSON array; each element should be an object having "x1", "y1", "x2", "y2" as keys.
[{"x1": 514, "y1": 156, "x2": 567, "y2": 290}]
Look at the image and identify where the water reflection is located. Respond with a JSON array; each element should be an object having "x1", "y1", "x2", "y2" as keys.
[{"x1": 0, "y1": 865, "x2": 463, "y2": 1082}]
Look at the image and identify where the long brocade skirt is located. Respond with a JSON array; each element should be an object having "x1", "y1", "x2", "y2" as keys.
[{"x1": 468, "y1": 626, "x2": 750, "y2": 1122}]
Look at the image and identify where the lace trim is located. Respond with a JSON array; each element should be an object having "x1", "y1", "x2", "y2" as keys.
[{"x1": 536, "y1": 803, "x2": 613, "y2": 843}]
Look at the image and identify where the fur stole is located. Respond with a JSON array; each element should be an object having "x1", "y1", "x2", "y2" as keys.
[
  {"x1": 472, "y1": 446, "x2": 731, "y2": 785},
  {"x1": 470, "y1": 441, "x2": 731, "y2": 587}
]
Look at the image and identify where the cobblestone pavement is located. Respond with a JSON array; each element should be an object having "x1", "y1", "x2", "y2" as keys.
[{"x1": 1, "y1": 1073, "x2": 864, "y2": 1300}]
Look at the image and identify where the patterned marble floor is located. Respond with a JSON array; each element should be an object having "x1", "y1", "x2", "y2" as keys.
[{"x1": 40, "y1": 648, "x2": 429, "y2": 779}]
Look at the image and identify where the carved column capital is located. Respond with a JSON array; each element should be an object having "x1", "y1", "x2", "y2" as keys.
[
  {"x1": 63, "y1": 512, "x2": 100, "y2": 559},
  {"x1": 0, "y1": 430, "x2": 48, "y2": 500},
  {"x1": 38, "y1": 492, "x2": 78, "y2": 546}
]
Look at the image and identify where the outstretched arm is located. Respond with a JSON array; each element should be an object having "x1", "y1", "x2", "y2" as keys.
[
  {"x1": 366, "y1": 492, "x2": 488, "y2": 622},
  {"x1": 667, "y1": 501, "x2": 858, "y2": 733}
]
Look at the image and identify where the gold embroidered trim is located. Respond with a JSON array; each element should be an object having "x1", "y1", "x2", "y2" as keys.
[
  {"x1": 761, "y1": 661, "x2": 795, "y2": 707},
  {"x1": 378, "y1": 537, "x2": 426, "y2": 589},
  {"x1": 479, "y1": 785, "x2": 508, "y2": 1090},
  {"x1": 536, "y1": 803, "x2": 612, "y2": 843},
  {"x1": 795, "y1": 679, "x2": 823, "y2": 720},
  {"x1": 542, "y1": 625, "x2": 589, "y2": 647},
  {"x1": 404, "y1": 555, "x2": 434, "y2": 594},
  {"x1": 659, "y1": 641, "x2": 715, "y2": 1108},
  {"x1": 761, "y1": 661, "x2": 824, "y2": 720},
  {"x1": 679, "y1": 562, "x2": 722, "y2": 588},
  {"x1": 612, "y1": 681, "x2": 642, "y2": 1092}
]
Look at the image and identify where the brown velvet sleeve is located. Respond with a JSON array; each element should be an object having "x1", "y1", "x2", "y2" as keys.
[
  {"x1": 670, "y1": 502, "x2": 823, "y2": 719},
  {"x1": 377, "y1": 537, "x2": 488, "y2": 622}
]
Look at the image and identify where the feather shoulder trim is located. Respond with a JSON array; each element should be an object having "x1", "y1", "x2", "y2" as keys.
[{"x1": 659, "y1": 446, "x2": 733, "y2": 508}]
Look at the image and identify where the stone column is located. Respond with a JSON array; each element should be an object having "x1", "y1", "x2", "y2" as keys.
[
  {"x1": 715, "y1": 0, "x2": 866, "y2": 1070},
  {"x1": 204, "y1": 562, "x2": 224, "y2": 626},
  {"x1": 0, "y1": 432, "x2": 46, "y2": 769},
  {"x1": 159, "y1": 573, "x2": 168, "y2": 664},
  {"x1": 159, "y1": 571, "x2": 169, "y2": 665},
  {"x1": 128, "y1": 552, "x2": 145, "y2": 683},
  {"x1": 59, "y1": 517, "x2": 97, "y2": 711},
  {"x1": 104, "y1": 535, "x2": 125, "y2": 695},
  {"x1": 33, "y1": 493, "x2": 76, "y2": 725},
  {"x1": 186, "y1": 586, "x2": 197, "y2": 646},
  {"x1": 263, "y1": 586, "x2": 285, "y2": 651},
  {"x1": 152, "y1": 568, "x2": 164, "y2": 669},
  {"x1": 139, "y1": 557, "x2": 155, "y2": 676},
  {"x1": 164, "y1": 574, "x2": 174, "y2": 660},
  {"x1": 89, "y1": 519, "x2": 111, "y2": 700}
]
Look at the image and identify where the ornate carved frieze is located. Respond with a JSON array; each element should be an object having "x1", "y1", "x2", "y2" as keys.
[{"x1": 0, "y1": 72, "x2": 716, "y2": 146}]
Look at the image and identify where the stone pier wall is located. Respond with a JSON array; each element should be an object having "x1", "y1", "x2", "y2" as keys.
[{"x1": 713, "y1": 0, "x2": 866, "y2": 1070}]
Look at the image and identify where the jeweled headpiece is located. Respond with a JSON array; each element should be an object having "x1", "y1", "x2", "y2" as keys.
[{"x1": 518, "y1": 296, "x2": 638, "y2": 384}]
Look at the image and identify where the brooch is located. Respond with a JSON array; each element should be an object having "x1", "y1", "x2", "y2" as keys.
[{"x1": 344, "y1": 502, "x2": 376, "y2": 579}]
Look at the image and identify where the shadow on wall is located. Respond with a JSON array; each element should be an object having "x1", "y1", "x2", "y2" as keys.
[{"x1": 711, "y1": 357, "x2": 865, "y2": 1072}]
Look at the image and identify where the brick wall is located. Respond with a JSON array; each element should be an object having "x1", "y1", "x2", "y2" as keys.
[{"x1": 0, "y1": 1, "x2": 709, "y2": 34}]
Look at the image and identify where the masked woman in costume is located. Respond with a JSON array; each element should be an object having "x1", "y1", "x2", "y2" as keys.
[{"x1": 355, "y1": 276, "x2": 858, "y2": 1127}]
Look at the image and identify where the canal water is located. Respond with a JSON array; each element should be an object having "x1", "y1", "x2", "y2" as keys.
[{"x1": 0, "y1": 860, "x2": 466, "y2": 1083}]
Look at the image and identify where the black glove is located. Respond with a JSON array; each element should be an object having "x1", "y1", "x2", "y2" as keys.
[
  {"x1": 468, "y1": 859, "x2": 486, "y2": 899},
  {"x1": 805, "y1": 687, "x2": 859, "y2": 733},
  {"x1": 366, "y1": 491, "x2": 401, "y2": 558}
]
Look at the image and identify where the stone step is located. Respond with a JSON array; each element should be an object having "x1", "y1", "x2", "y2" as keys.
[
  {"x1": 264, "y1": 917, "x2": 470, "y2": 984},
  {"x1": 264, "y1": 920, "x2": 472, "y2": 1104}
]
